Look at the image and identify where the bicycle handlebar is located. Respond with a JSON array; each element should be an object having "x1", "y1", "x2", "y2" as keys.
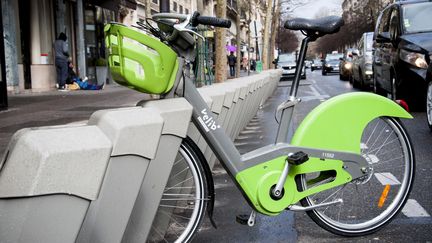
[{"x1": 191, "y1": 12, "x2": 231, "y2": 28}]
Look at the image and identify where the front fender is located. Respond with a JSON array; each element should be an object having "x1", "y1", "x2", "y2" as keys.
[{"x1": 291, "y1": 92, "x2": 412, "y2": 153}]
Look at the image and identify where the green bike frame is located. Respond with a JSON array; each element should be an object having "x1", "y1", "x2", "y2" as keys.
[
  {"x1": 105, "y1": 21, "x2": 412, "y2": 217},
  {"x1": 182, "y1": 70, "x2": 411, "y2": 215}
]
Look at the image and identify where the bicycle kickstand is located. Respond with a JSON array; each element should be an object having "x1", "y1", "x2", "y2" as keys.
[{"x1": 236, "y1": 210, "x2": 256, "y2": 227}]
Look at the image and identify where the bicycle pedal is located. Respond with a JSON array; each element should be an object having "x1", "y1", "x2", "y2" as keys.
[{"x1": 287, "y1": 151, "x2": 309, "y2": 165}]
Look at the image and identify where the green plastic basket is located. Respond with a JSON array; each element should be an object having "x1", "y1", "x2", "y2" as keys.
[{"x1": 104, "y1": 23, "x2": 179, "y2": 94}]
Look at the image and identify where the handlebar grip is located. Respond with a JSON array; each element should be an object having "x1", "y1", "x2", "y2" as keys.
[{"x1": 191, "y1": 12, "x2": 231, "y2": 28}]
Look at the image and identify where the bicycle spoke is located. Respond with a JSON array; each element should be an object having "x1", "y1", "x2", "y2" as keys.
[{"x1": 164, "y1": 176, "x2": 194, "y2": 191}]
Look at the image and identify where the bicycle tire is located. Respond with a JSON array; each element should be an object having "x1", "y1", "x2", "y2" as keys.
[
  {"x1": 147, "y1": 137, "x2": 209, "y2": 243},
  {"x1": 297, "y1": 117, "x2": 415, "y2": 236}
]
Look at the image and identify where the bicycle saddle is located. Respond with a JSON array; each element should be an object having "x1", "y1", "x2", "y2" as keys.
[{"x1": 284, "y1": 16, "x2": 344, "y2": 34}]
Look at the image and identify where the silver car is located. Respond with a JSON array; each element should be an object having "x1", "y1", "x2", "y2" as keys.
[
  {"x1": 351, "y1": 32, "x2": 374, "y2": 89},
  {"x1": 278, "y1": 53, "x2": 306, "y2": 80}
]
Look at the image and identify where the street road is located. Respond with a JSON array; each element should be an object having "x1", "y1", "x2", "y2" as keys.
[{"x1": 195, "y1": 70, "x2": 432, "y2": 242}]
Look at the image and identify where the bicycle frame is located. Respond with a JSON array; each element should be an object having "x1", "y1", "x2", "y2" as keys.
[
  {"x1": 110, "y1": 14, "x2": 412, "y2": 216},
  {"x1": 179, "y1": 36, "x2": 373, "y2": 216}
]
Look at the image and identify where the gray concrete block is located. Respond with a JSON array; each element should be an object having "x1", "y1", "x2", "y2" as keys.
[
  {"x1": 140, "y1": 98, "x2": 193, "y2": 138},
  {"x1": 0, "y1": 126, "x2": 112, "y2": 200},
  {"x1": 88, "y1": 107, "x2": 164, "y2": 159}
]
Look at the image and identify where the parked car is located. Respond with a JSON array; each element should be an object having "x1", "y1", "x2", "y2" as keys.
[
  {"x1": 427, "y1": 63, "x2": 432, "y2": 131},
  {"x1": 304, "y1": 60, "x2": 312, "y2": 69},
  {"x1": 322, "y1": 53, "x2": 343, "y2": 75},
  {"x1": 278, "y1": 53, "x2": 306, "y2": 80},
  {"x1": 311, "y1": 58, "x2": 322, "y2": 71},
  {"x1": 373, "y1": 0, "x2": 432, "y2": 110},
  {"x1": 352, "y1": 32, "x2": 374, "y2": 89},
  {"x1": 339, "y1": 48, "x2": 355, "y2": 81}
]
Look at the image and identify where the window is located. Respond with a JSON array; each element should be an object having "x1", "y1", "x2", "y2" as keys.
[
  {"x1": 357, "y1": 36, "x2": 364, "y2": 55},
  {"x1": 377, "y1": 7, "x2": 392, "y2": 34},
  {"x1": 389, "y1": 9, "x2": 400, "y2": 39},
  {"x1": 185, "y1": 8, "x2": 189, "y2": 14},
  {"x1": 180, "y1": 5, "x2": 183, "y2": 14},
  {"x1": 402, "y1": 2, "x2": 432, "y2": 34},
  {"x1": 173, "y1": 2, "x2": 177, "y2": 12},
  {"x1": 152, "y1": 0, "x2": 157, "y2": 4}
]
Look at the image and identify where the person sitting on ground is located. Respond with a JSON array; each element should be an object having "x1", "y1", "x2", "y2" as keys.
[{"x1": 67, "y1": 62, "x2": 104, "y2": 91}]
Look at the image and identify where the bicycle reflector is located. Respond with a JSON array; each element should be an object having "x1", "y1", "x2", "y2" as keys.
[
  {"x1": 104, "y1": 23, "x2": 179, "y2": 94},
  {"x1": 378, "y1": 184, "x2": 391, "y2": 208}
]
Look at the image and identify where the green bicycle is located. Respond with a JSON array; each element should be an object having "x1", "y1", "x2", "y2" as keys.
[{"x1": 105, "y1": 12, "x2": 414, "y2": 242}]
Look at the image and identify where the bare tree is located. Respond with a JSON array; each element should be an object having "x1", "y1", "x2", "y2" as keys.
[
  {"x1": 270, "y1": 0, "x2": 281, "y2": 69},
  {"x1": 215, "y1": 0, "x2": 227, "y2": 82},
  {"x1": 262, "y1": 0, "x2": 273, "y2": 70},
  {"x1": 277, "y1": 26, "x2": 298, "y2": 53},
  {"x1": 313, "y1": 0, "x2": 389, "y2": 55},
  {"x1": 235, "y1": 0, "x2": 242, "y2": 77}
]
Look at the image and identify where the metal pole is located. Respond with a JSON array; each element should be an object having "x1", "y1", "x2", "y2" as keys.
[
  {"x1": 160, "y1": 0, "x2": 170, "y2": 12},
  {"x1": 254, "y1": 21, "x2": 260, "y2": 61},
  {"x1": 76, "y1": 0, "x2": 86, "y2": 78},
  {"x1": 0, "y1": 0, "x2": 7, "y2": 109}
]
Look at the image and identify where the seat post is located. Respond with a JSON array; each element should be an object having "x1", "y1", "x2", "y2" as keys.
[{"x1": 289, "y1": 36, "x2": 311, "y2": 99}]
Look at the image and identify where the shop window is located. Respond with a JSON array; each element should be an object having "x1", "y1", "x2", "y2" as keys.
[
  {"x1": 84, "y1": 5, "x2": 115, "y2": 84},
  {"x1": 180, "y1": 5, "x2": 183, "y2": 14},
  {"x1": 173, "y1": 2, "x2": 177, "y2": 12}
]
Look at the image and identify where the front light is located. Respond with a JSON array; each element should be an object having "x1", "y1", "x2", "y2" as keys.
[
  {"x1": 325, "y1": 63, "x2": 330, "y2": 67},
  {"x1": 400, "y1": 49, "x2": 428, "y2": 69},
  {"x1": 344, "y1": 63, "x2": 352, "y2": 69},
  {"x1": 365, "y1": 70, "x2": 373, "y2": 75}
]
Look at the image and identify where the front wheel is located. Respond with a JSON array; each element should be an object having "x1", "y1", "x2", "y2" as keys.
[
  {"x1": 147, "y1": 137, "x2": 209, "y2": 243},
  {"x1": 297, "y1": 117, "x2": 415, "y2": 236}
]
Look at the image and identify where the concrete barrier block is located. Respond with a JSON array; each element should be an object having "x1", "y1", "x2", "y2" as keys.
[
  {"x1": 198, "y1": 87, "x2": 226, "y2": 115},
  {"x1": 140, "y1": 98, "x2": 193, "y2": 138},
  {"x1": 88, "y1": 107, "x2": 164, "y2": 158},
  {"x1": 0, "y1": 126, "x2": 112, "y2": 200}
]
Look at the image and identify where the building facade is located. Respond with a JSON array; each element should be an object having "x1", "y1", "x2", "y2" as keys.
[
  {"x1": 1, "y1": 0, "x2": 266, "y2": 95},
  {"x1": 1, "y1": 0, "x2": 137, "y2": 94}
]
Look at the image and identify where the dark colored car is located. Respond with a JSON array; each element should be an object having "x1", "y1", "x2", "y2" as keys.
[
  {"x1": 311, "y1": 58, "x2": 322, "y2": 71},
  {"x1": 427, "y1": 63, "x2": 432, "y2": 130},
  {"x1": 352, "y1": 32, "x2": 374, "y2": 89},
  {"x1": 339, "y1": 49, "x2": 355, "y2": 81},
  {"x1": 322, "y1": 53, "x2": 343, "y2": 75},
  {"x1": 373, "y1": 0, "x2": 432, "y2": 109},
  {"x1": 278, "y1": 53, "x2": 306, "y2": 80}
]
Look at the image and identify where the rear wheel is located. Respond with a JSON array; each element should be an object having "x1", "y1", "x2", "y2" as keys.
[
  {"x1": 297, "y1": 117, "x2": 415, "y2": 236},
  {"x1": 147, "y1": 138, "x2": 208, "y2": 243}
]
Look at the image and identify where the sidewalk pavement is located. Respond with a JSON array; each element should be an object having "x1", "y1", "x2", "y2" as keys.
[
  {"x1": 0, "y1": 70, "x2": 257, "y2": 158},
  {"x1": 0, "y1": 84, "x2": 150, "y2": 156}
]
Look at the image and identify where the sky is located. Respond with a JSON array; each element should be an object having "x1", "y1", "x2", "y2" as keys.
[{"x1": 286, "y1": 0, "x2": 344, "y2": 19}]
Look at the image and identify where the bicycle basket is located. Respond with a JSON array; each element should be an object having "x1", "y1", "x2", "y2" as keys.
[{"x1": 104, "y1": 23, "x2": 179, "y2": 94}]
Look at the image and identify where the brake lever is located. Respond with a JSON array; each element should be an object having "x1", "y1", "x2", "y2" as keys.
[{"x1": 173, "y1": 15, "x2": 205, "y2": 41}]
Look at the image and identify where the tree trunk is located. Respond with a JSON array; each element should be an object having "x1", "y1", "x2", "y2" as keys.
[
  {"x1": 270, "y1": 0, "x2": 280, "y2": 69},
  {"x1": 235, "y1": 1, "x2": 241, "y2": 78},
  {"x1": 215, "y1": 0, "x2": 227, "y2": 82},
  {"x1": 262, "y1": 0, "x2": 273, "y2": 70},
  {"x1": 247, "y1": 1, "x2": 253, "y2": 76}
]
